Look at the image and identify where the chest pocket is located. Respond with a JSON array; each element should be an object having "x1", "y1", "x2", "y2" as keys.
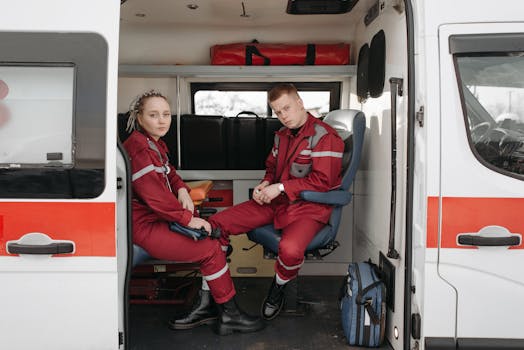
[
  {"x1": 290, "y1": 149, "x2": 312, "y2": 178},
  {"x1": 289, "y1": 124, "x2": 327, "y2": 178}
]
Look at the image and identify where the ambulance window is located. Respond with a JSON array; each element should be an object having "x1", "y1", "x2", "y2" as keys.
[
  {"x1": 194, "y1": 90, "x2": 268, "y2": 117},
  {"x1": 191, "y1": 82, "x2": 341, "y2": 118},
  {"x1": 0, "y1": 65, "x2": 74, "y2": 166},
  {"x1": 454, "y1": 53, "x2": 524, "y2": 177},
  {"x1": 0, "y1": 32, "x2": 107, "y2": 198}
]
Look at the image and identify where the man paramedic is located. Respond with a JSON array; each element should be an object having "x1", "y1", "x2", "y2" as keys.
[{"x1": 171, "y1": 83, "x2": 344, "y2": 327}]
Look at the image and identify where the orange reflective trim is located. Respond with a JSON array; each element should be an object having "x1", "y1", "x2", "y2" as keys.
[
  {"x1": 0, "y1": 202, "x2": 115, "y2": 256},
  {"x1": 427, "y1": 197, "x2": 524, "y2": 249}
]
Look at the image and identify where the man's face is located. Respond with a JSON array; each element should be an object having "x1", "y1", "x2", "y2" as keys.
[{"x1": 270, "y1": 93, "x2": 308, "y2": 130}]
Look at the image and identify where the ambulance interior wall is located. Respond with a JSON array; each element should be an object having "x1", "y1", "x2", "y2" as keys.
[{"x1": 115, "y1": 3, "x2": 377, "y2": 276}]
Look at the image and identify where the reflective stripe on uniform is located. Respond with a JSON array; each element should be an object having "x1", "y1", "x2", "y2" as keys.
[
  {"x1": 310, "y1": 151, "x2": 343, "y2": 158},
  {"x1": 277, "y1": 256, "x2": 304, "y2": 271},
  {"x1": 203, "y1": 263, "x2": 229, "y2": 281},
  {"x1": 275, "y1": 273, "x2": 290, "y2": 284},
  {"x1": 132, "y1": 164, "x2": 166, "y2": 181},
  {"x1": 299, "y1": 149, "x2": 311, "y2": 156}
]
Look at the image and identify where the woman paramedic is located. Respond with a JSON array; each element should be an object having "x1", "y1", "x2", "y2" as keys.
[{"x1": 123, "y1": 90, "x2": 264, "y2": 335}]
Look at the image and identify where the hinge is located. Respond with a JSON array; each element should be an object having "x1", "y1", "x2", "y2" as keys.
[
  {"x1": 117, "y1": 176, "x2": 123, "y2": 190},
  {"x1": 416, "y1": 106, "x2": 424, "y2": 127},
  {"x1": 411, "y1": 313, "x2": 421, "y2": 340},
  {"x1": 118, "y1": 331, "x2": 124, "y2": 345}
]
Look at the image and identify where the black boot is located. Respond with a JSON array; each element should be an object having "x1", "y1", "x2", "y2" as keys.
[
  {"x1": 168, "y1": 289, "x2": 218, "y2": 330},
  {"x1": 214, "y1": 297, "x2": 265, "y2": 335},
  {"x1": 261, "y1": 277, "x2": 286, "y2": 320}
]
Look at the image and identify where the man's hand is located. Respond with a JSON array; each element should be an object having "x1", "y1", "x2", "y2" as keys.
[
  {"x1": 253, "y1": 181, "x2": 269, "y2": 205},
  {"x1": 178, "y1": 187, "x2": 195, "y2": 213},
  {"x1": 254, "y1": 182, "x2": 281, "y2": 205},
  {"x1": 187, "y1": 217, "x2": 211, "y2": 234}
]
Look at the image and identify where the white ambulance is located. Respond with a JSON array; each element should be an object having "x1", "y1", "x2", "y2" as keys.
[{"x1": 0, "y1": 0, "x2": 523, "y2": 349}]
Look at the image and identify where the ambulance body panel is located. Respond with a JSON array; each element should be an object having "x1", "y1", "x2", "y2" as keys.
[
  {"x1": 0, "y1": 0, "x2": 121, "y2": 349},
  {"x1": 419, "y1": 1, "x2": 524, "y2": 345}
]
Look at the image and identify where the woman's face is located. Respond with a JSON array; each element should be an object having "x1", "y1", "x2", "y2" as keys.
[{"x1": 137, "y1": 96, "x2": 171, "y2": 140}]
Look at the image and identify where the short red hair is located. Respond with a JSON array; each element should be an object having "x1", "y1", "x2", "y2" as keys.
[{"x1": 268, "y1": 83, "x2": 299, "y2": 103}]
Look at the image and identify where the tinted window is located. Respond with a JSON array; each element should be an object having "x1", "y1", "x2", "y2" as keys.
[{"x1": 455, "y1": 53, "x2": 524, "y2": 177}]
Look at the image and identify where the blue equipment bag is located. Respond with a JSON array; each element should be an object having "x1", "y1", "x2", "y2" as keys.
[{"x1": 339, "y1": 261, "x2": 386, "y2": 347}]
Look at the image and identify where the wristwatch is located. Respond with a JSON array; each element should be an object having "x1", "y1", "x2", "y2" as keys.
[{"x1": 278, "y1": 183, "x2": 285, "y2": 193}]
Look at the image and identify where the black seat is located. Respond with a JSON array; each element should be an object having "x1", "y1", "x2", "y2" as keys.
[{"x1": 180, "y1": 114, "x2": 227, "y2": 169}]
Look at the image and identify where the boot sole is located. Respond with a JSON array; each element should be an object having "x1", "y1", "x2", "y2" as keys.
[
  {"x1": 214, "y1": 322, "x2": 266, "y2": 336},
  {"x1": 169, "y1": 316, "x2": 218, "y2": 330}
]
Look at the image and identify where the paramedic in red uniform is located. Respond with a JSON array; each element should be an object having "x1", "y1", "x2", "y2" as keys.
[
  {"x1": 172, "y1": 83, "x2": 344, "y2": 324},
  {"x1": 216, "y1": 83, "x2": 343, "y2": 320},
  {"x1": 123, "y1": 90, "x2": 264, "y2": 335}
]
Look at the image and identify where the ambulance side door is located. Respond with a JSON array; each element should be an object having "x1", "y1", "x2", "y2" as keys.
[
  {"x1": 438, "y1": 23, "x2": 524, "y2": 346},
  {"x1": 0, "y1": 1, "x2": 121, "y2": 349}
]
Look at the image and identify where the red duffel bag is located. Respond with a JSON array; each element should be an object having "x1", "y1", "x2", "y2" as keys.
[{"x1": 210, "y1": 42, "x2": 350, "y2": 65}]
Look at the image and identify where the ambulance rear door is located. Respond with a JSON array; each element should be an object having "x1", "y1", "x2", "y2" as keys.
[
  {"x1": 436, "y1": 22, "x2": 524, "y2": 348},
  {"x1": 0, "y1": 1, "x2": 121, "y2": 349}
]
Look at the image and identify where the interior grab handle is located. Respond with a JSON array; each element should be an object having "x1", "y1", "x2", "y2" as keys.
[{"x1": 387, "y1": 77, "x2": 403, "y2": 260}]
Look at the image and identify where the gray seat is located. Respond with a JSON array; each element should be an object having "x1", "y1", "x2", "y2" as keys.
[{"x1": 247, "y1": 109, "x2": 366, "y2": 259}]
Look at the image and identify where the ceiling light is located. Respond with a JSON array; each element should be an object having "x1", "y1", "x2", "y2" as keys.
[{"x1": 187, "y1": 4, "x2": 199, "y2": 10}]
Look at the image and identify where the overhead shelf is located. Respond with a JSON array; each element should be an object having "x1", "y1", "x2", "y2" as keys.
[{"x1": 118, "y1": 64, "x2": 356, "y2": 78}]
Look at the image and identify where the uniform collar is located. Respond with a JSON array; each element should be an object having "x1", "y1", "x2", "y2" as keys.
[
  {"x1": 276, "y1": 113, "x2": 316, "y2": 138},
  {"x1": 139, "y1": 130, "x2": 169, "y2": 153}
]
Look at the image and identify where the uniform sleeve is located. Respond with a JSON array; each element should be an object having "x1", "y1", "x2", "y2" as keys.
[
  {"x1": 130, "y1": 148, "x2": 193, "y2": 225},
  {"x1": 262, "y1": 142, "x2": 278, "y2": 184},
  {"x1": 282, "y1": 132, "x2": 344, "y2": 202}
]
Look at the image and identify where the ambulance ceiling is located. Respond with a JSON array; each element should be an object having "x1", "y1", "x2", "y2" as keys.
[{"x1": 119, "y1": 0, "x2": 368, "y2": 27}]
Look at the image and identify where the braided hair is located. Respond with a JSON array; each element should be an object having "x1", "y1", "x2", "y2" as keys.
[{"x1": 126, "y1": 89, "x2": 169, "y2": 133}]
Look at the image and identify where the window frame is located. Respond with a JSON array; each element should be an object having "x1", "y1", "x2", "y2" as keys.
[
  {"x1": 0, "y1": 32, "x2": 108, "y2": 199},
  {"x1": 451, "y1": 33, "x2": 524, "y2": 181}
]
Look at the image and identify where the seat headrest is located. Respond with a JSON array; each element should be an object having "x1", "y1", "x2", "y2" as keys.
[{"x1": 323, "y1": 109, "x2": 360, "y2": 141}]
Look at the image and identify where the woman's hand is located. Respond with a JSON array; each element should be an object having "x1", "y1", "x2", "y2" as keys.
[
  {"x1": 178, "y1": 187, "x2": 195, "y2": 213},
  {"x1": 187, "y1": 217, "x2": 211, "y2": 234}
]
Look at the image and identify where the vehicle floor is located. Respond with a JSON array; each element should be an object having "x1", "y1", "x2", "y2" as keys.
[{"x1": 129, "y1": 275, "x2": 393, "y2": 350}]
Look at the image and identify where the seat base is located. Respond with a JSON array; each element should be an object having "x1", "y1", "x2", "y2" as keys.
[{"x1": 130, "y1": 262, "x2": 200, "y2": 305}]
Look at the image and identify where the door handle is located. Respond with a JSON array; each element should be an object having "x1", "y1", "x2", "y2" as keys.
[
  {"x1": 457, "y1": 234, "x2": 520, "y2": 247},
  {"x1": 7, "y1": 242, "x2": 74, "y2": 255},
  {"x1": 457, "y1": 225, "x2": 521, "y2": 247},
  {"x1": 6, "y1": 232, "x2": 75, "y2": 256}
]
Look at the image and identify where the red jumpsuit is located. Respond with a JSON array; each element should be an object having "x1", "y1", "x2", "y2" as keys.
[
  {"x1": 123, "y1": 130, "x2": 235, "y2": 303},
  {"x1": 209, "y1": 114, "x2": 344, "y2": 282}
]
